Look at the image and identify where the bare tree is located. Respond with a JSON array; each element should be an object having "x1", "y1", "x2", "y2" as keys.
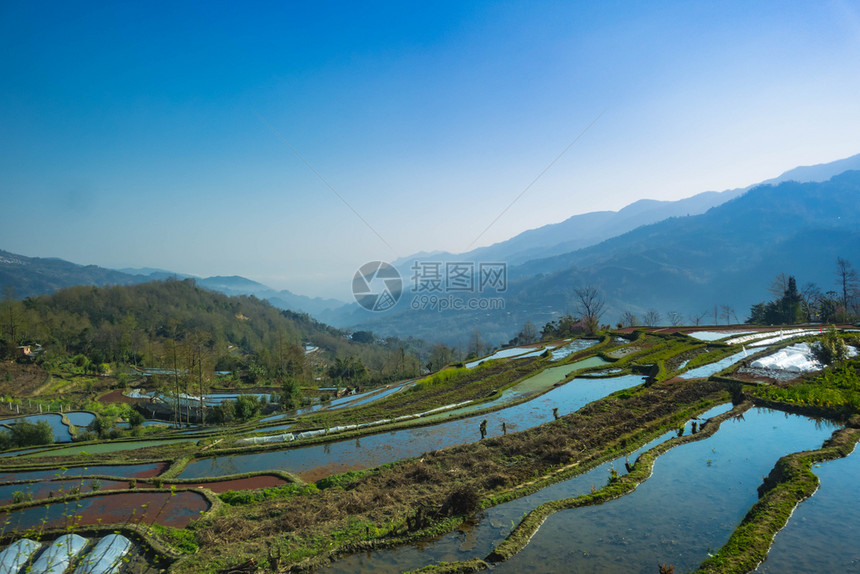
[
  {"x1": 768, "y1": 273, "x2": 790, "y2": 300},
  {"x1": 518, "y1": 321, "x2": 538, "y2": 344},
  {"x1": 1, "y1": 287, "x2": 23, "y2": 357},
  {"x1": 720, "y1": 304, "x2": 735, "y2": 325},
  {"x1": 667, "y1": 311, "x2": 684, "y2": 326},
  {"x1": 642, "y1": 309, "x2": 661, "y2": 327},
  {"x1": 620, "y1": 311, "x2": 639, "y2": 328},
  {"x1": 574, "y1": 286, "x2": 606, "y2": 335},
  {"x1": 689, "y1": 310, "x2": 708, "y2": 326},
  {"x1": 835, "y1": 257, "x2": 859, "y2": 319},
  {"x1": 466, "y1": 329, "x2": 486, "y2": 359},
  {"x1": 800, "y1": 282, "x2": 822, "y2": 322}
]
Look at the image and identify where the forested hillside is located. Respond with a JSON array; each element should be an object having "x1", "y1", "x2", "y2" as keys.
[{"x1": 0, "y1": 279, "x2": 425, "y2": 388}]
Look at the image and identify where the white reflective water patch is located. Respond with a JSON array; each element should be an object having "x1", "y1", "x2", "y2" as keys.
[
  {"x1": 0, "y1": 539, "x2": 41, "y2": 574},
  {"x1": 465, "y1": 346, "x2": 541, "y2": 368},
  {"x1": 73, "y1": 534, "x2": 133, "y2": 574},
  {"x1": 550, "y1": 339, "x2": 598, "y2": 362},
  {"x1": 30, "y1": 534, "x2": 88, "y2": 574},
  {"x1": 748, "y1": 330, "x2": 820, "y2": 348},
  {"x1": 725, "y1": 328, "x2": 811, "y2": 346},
  {"x1": 686, "y1": 330, "x2": 754, "y2": 341}
]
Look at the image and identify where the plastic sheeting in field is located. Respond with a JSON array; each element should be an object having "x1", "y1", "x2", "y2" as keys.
[
  {"x1": 73, "y1": 534, "x2": 133, "y2": 574},
  {"x1": 30, "y1": 534, "x2": 88, "y2": 574},
  {"x1": 0, "y1": 538, "x2": 41, "y2": 574}
]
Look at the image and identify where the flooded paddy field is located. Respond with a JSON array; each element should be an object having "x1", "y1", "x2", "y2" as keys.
[
  {"x1": 320, "y1": 403, "x2": 738, "y2": 574},
  {"x1": 492, "y1": 408, "x2": 839, "y2": 574},
  {"x1": 755, "y1": 445, "x2": 860, "y2": 573},
  {"x1": 0, "y1": 490, "x2": 210, "y2": 532},
  {"x1": 0, "y1": 462, "x2": 166, "y2": 483},
  {"x1": 178, "y1": 374, "x2": 644, "y2": 481}
]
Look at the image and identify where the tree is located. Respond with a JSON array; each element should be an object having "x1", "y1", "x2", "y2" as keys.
[
  {"x1": 667, "y1": 311, "x2": 683, "y2": 327},
  {"x1": 574, "y1": 286, "x2": 605, "y2": 335},
  {"x1": 747, "y1": 275, "x2": 806, "y2": 325},
  {"x1": 780, "y1": 277, "x2": 802, "y2": 324},
  {"x1": 427, "y1": 344, "x2": 457, "y2": 372},
  {"x1": 541, "y1": 313, "x2": 579, "y2": 339},
  {"x1": 128, "y1": 410, "x2": 146, "y2": 428},
  {"x1": 350, "y1": 331, "x2": 375, "y2": 344},
  {"x1": 800, "y1": 282, "x2": 822, "y2": 322},
  {"x1": 689, "y1": 311, "x2": 708, "y2": 326},
  {"x1": 620, "y1": 311, "x2": 639, "y2": 328},
  {"x1": 642, "y1": 310, "x2": 661, "y2": 327},
  {"x1": 281, "y1": 377, "x2": 303, "y2": 410},
  {"x1": 517, "y1": 321, "x2": 538, "y2": 345},
  {"x1": 327, "y1": 357, "x2": 368, "y2": 385},
  {"x1": 0, "y1": 420, "x2": 54, "y2": 449},
  {"x1": 0, "y1": 287, "x2": 24, "y2": 358},
  {"x1": 466, "y1": 329, "x2": 486, "y2": 359},
  {"x1": 234, "y1": 395, "x2": 261, "y2": 421},
  {"x1": 768, "y1": 273, "x2": 790, "y2": 300},
  {"x1": 720, "y1": 304, "x2": 736, "y2": 325},
  {"x1": 87, "y1": 415, "x2": 116, "y2": 439},
  {"x1": 835, "y1": 258, "x2": 859, "y2": 320}
]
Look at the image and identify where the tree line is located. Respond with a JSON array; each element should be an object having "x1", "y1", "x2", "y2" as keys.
[{"x1": 747, "y1": 258, "x2": 859, "y2": 325}]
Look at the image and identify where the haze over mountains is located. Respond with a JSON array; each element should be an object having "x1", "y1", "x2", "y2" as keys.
[
  {"x1": 0, "y1": 255, "x2": 342, "y2": 317},
  {"x1": 3, "y1": 153, "x2": 860, "y2": 345},
  {"x1": 328, "y1": 158, "x2": 860, "y2": 343},
  {"x1": 394, "y1": 152, "x2": 860, "y2": 270}
]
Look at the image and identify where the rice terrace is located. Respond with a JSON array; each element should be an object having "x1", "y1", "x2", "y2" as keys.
[
  {"x1": 1, "y1": 286, "x2": 858, "y2": 573},
  {"x1": 4, "y1": 2, "x2": 860, "y2": 573}
]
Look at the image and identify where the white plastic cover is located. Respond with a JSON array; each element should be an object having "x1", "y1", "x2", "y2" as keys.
[
  {"x1": 73, "y1": 534, "x2": 133, "y2": 574},
  {"x1": 30, "y1": 533, "x2": 88, "y2": 574},
  {"x1": 0, "y1": 538, "x2": 41, "y2": 574}
]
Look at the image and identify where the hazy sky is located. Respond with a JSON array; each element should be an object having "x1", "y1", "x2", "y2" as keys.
[{"x1": 2, "y1": 1, "x2": 859, "y2": 299}]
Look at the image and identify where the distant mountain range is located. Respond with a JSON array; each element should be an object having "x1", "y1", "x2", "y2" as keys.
[
  {"x1": 4, "y1": 153, "x2": 860, "y2": 345},
  {"x1": 393, "y1": 152, "x2": 860, "y2": 270},
  {"x1": 0, "y1": 255, "x2": 343, "y2": 317},
  {"x1": 328, "y1": 164, "x2": 860, "y2": 344}
]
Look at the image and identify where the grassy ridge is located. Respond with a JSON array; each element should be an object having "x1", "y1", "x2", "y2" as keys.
[{"x1": 696, "y1": 417, "x2": 860, "y2": 573}]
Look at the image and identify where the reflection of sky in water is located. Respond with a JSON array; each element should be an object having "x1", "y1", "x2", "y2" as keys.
[
  {"x1": 179, "y1": 375, "x2": 645, "y2": 479},
  {"x1": 756, "y1": 445, "x2": 860, "y2": 573},
  {"x1": 321, "y1": 404, "x2": 736, "y2": 574},
  {"x1": 495, "y1": 408, "x2": 838, "y2": 574},
  {"x1": 677, "y1": 350, "x2": 748, "y2": 379},
  {"x1": 0, "y1": 491, "x2": 208, "y2": 532},
  {"x1": 0, "y1": 462, "x2": 163, "y2": 483}
]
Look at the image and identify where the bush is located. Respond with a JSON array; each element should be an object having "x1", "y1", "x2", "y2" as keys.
[
  {"x1": 87, "y1": 414, "x2": 116, "y2": 439},
  {"x1": 281, "y1": 378, "x2": 303, "y2": 410},
  {"x1": 234, "y1": 395, "x2": 261, "y2": 421},
  {"x1": 0, "y1": 420, "x2": 54, "y2": 450},
  {"x1": 127, "y1": 409, "x2": 146, "y2": 428},
  {"x1": 813, "y1": 329, "x2": 848, "y2": 365},
  {"x1": 443, "y1": 484, "x2": 481, "y2": 516}
]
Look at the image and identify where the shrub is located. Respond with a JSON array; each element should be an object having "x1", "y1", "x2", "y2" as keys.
[
  {"x1": 813, "y1": 329, "x2": 848, "y2": 365},
  {"x1": 128, "y1": 409, "x2": 146, "y2": 428},
  {"x1": 0, "y1": 420, "x2": 54, "y2": 450},
  {"x1": 234, "y1": 395, "x2": 261, "y2": 422},
  {"x1": 12, "y1": 490, "x2": 33, "y2": 504},
  {"x1": 442, "y1": 484, "x2": 481, "y2": 516}
]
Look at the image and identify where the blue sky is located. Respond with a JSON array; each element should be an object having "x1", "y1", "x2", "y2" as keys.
[{"x1": 2, "y1": 1, "x2": 859, "y2": 299}]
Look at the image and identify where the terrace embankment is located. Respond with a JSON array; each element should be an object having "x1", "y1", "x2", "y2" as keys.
[
  {"x1": 173, "y1": 377, "x2": 730, "y2": 573},
  {"x1": 696, "y1": 415, "x2": 860, "y2": 574}
]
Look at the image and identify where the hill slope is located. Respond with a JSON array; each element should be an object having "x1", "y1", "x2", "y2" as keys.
[{"x1": 344, "y1": 171, "x2": 860, "y2": 344}]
